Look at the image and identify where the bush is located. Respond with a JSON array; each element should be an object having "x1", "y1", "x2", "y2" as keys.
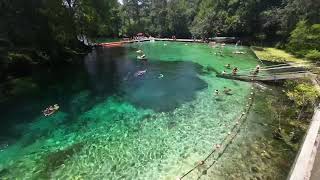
[
  {"x1": 285, "y1": 81, "x2": 319, "y2": 107},
  {"x1": 286, "y1": 21, "x2": 320, "y2": 57},
  {"x1": 306, "y1": 50, "x2": 320, "y2": 61}
]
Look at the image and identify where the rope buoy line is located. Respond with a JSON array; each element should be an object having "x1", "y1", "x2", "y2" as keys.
[{"x1": 178, "y1": 82, "x2": 256, "y2": 180}]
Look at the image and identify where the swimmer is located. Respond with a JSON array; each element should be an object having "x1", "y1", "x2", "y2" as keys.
[
  {"x1": 214, "y1": 90, "x2": 219, "y2": 95},
  {"x1": 137, "y1": 54, "x2": 147, "y2": 60},
  {"x1": 134, "y1": 69, "x2": 147, "y2": 77},
  {"x1": 158, "y1": 74, "x2": 164, "y2": 79},
  {"x1": 222, "y1": 70, "x2": 227, "y2": 75},
  {"x1": 223, "y1": 87, "x2": 232, "y2": 95},
  {"x1": 225, "y1": 64, "x2": 231, "y2": 69},
  {"x1": 232, "y1": 67, "x2": 239, "y2": 75},
  {"x1": 53, "y1": 104, "x2": 59, "y2": 110}
]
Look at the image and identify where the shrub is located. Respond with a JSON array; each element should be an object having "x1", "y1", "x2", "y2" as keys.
[
  {"x1": 286, "y1": 21, "x2": 320, "y2": 57},
  {"x1": 306, "y1": 50, "x2": 320, "y2": 61}
]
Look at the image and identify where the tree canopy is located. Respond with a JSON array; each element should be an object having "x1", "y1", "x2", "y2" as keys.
[{"x1": 0, "y1": 0, "x2": 319, "y2": 80}]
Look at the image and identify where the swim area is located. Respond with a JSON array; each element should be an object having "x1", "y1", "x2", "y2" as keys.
[{"x1": 0, "y1": 42, "x2": 295, "y2": 179}]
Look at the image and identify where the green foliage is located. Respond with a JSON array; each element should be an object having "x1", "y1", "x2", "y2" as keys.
[
  {"x1": 287, "y1": 21, "x2": 320, "y2": 57},
  {"x1": 285, "y1": 81, "x2": 319, "y2": 107},
  {"x1": 1, "y1": 0, "x2": 319, "y2": 81},
  {"x1": 306, "y1": 50, "x2": 320, "y2": 61}
]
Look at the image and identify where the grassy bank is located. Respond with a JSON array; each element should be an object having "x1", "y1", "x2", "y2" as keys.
[{"x1": 251, "y1": 47, "x2": 307, "y2": 64}]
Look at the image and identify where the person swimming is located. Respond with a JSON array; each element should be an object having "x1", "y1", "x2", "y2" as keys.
[
  {"x1": 225, "y1": 64, "x2": 231, "y2": 69},
  {"x1": 232, "y1": 67, "x2": 239, "y2": 75},
  {"x1": 134, "y1": 69, "x2": 147, "y2": 77},
  {"x1": 223, "y1": 87, "x2": 232, "y2": 95},
  {"x1": 214, "y1": 89, "x2": 219, "y2": 95},
  {"x1": 137, "y1": 54, "x2": 147, "y2": 60},
  {"x1": 136, "y1": 50, "x2": 143, "y2": 54},
  {"x1": 222, "y1": 70, "x2": 227, "y2": 75}
]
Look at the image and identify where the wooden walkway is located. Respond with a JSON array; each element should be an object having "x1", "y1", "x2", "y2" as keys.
[
  {"x1": 218, "y1": 71, "x2": 316, "y2": 82},
  {"x1": 218, "y1": 63, "x2": 317, "y2": 82},
  {"x1": 288, "y1": 79, "x2": 320, "y2": 180}
]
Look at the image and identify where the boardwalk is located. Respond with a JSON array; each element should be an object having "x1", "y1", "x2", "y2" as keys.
[
  {"x1": 217, "y1": 71, "x2": 315, "y2": 82},
  {"x1": 218, "y1": 63, "x2": 316, "y2": 82},
  {"x1": 287, "y1": 79, "x2": 320, "y2": 180},
  {"x1": 288, "y1": 108, "x2": 320, "y2": 180}
]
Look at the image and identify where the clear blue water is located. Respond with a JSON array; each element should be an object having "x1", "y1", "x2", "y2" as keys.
[{"x1": 0, "y1": 42, "x2": 261, "y2": 179}]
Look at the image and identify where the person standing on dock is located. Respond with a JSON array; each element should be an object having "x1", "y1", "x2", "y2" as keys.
[{"x1": 253, "y1": 65, "x2": 260, "y2": 75}]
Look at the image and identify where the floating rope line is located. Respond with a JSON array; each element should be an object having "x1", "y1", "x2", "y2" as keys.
[{"x1": 178, "y1": 83, "x2": 256, "y2": 180}]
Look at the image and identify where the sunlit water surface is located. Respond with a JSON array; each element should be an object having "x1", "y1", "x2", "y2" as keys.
[{"x1": 0, "y1": 42, "x2": 264, "y2": 179}]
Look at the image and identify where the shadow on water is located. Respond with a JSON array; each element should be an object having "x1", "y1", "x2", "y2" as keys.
[{"x1": 0, "y1": 47, "x2": 208, "y2": 140}]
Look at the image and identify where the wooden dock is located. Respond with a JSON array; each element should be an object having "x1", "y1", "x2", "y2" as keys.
[{"x1": 217, "y1": 71, "x2": 316, "y2": 82}]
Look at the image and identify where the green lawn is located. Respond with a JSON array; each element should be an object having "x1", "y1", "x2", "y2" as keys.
[{"x1": 251, "y1": 47, "x2": 307, "y2": 64}]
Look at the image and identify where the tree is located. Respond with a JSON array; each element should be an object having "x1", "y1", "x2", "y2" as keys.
[{"x1": 287, "y1": 20, "x2": 320, "y2": 57}]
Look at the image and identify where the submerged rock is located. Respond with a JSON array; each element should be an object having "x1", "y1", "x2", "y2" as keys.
[{"x1": 251, "y1": 166, "x2": 260, "y2": 173}]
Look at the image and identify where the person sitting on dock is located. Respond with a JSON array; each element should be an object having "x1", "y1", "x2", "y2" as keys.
[
  {"x1": 232, "y1": 67, "x2": 239, "y2": 75},
  {"x1": 224, "y1": 64, "x2": 231, "y2": 69},
  {"x1": 252, "y1": 65, "x2": 260, "y2": 75}
]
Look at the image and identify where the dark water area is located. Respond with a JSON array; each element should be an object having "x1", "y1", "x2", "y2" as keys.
[{"x1": 0, "y1": 47, "x2": 207, "y2": 140}]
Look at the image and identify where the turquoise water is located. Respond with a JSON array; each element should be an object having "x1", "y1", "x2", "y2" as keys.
[{"x1": 0, "y1": 42, "x2": 260, "y2": 179}]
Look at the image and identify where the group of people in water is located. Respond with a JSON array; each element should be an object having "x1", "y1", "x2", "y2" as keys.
[
  {"x1": 136, "y1": 50, "x2": 147, "y2": 60},
  {"x1": 221, "y1": 64, "x2": 239, "y2": 76},
  {"x1": 215, "y1": 87, "x2": 233, "y2": 96},
  {"x1": 217, "y1": 63, "x2": 261, "y2": 97},
  {"x1": 43, "y1": 104, "x2": 59, "y2": 116},
  {"x1": 221, "y1": 64, "x2": 260, "y2": 76},
  {"x1": 134, "y1": 49, "x2": 164, "y2": 79}
]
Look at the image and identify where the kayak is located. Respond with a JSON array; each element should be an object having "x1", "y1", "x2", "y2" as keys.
[{"x1": 43, "y1": 104, "x2": 59, "y2": 116}]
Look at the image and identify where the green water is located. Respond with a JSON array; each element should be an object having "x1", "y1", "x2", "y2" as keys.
[{"x1": 0, "y1": 42, "x2": 262, "y2": 179}]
